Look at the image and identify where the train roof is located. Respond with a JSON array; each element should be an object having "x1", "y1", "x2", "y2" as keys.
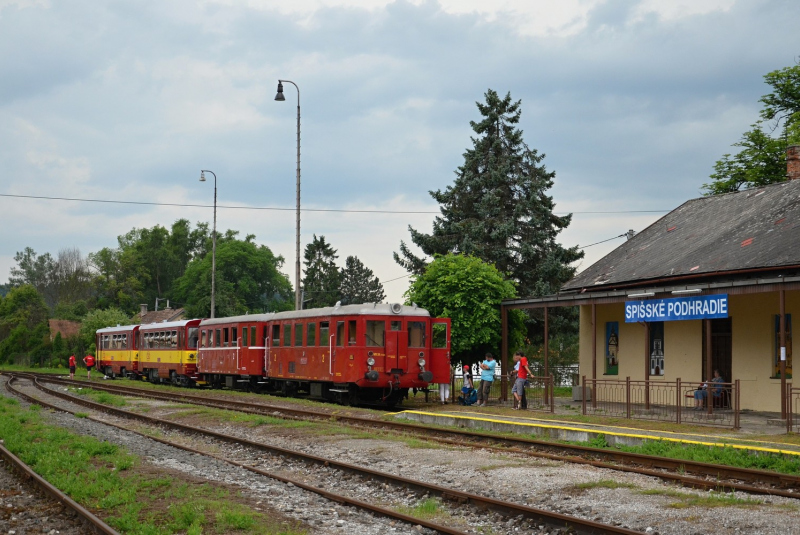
[
  {"x1": 138, "y1": 319, "x2": 200, "y2": 331},
  {"x1": 198, "y1": 303, "x2": 430, "y2": 327},
  {"x1": 96, "y1": 324, "x2": 139, "y2": 334}
]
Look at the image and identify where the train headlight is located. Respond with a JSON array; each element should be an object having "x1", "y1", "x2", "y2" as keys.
[
  {"x1": 367, "y1": 357, "x2": 376, "y2": 366},
  {"x1": 418, "y1": 358, "x2": 426, "y2": 367}
]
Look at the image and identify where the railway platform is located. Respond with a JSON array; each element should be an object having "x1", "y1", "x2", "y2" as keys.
[{"x1": 394, "y1": 397, "x2": 800, "y2": 457}]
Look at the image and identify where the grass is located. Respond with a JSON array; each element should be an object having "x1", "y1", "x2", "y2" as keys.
[
  {"x1": 638, "y1": 488, "x2": 763, "y2": 508},
  {"x1": 69, "y1": 387, "x2": 128, "y2": 407},
  {"x1": 396, "y1": 498, "x2": 448, "y2": 521},
  {"x1": 571, "y1": 479, "x2": 638, "y2": 490},
  {"x1": 0, "y1": 395, "x2": 306, "y2": 534}
]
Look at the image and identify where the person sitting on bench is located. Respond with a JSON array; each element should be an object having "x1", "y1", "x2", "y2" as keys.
[{"x1": 694, "y1": 369, "x2": 724, "y2": 410}]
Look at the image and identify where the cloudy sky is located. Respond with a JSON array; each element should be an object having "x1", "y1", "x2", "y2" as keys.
[{"x1": 1, "y1": 0, "x2": 797, "y2": 304}]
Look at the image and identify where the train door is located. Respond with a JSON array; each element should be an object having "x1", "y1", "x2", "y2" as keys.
[
  {"x1": 383, "y1": 320, "x2": 407, "y2": 373},
  {"x1": 430, "y1": 319, "x2": 451, "y2": 383}
]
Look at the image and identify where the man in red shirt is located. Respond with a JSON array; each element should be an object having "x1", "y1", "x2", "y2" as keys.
[
  {"x1": 68, "y1": 355, "x2": 76, "y2": 380},
  {"x1": 512, "y1": 351, "x2": 534, "y2": 410},
  {"x1": 83, "y1": 354, "x2": 95, "y2": 380}
]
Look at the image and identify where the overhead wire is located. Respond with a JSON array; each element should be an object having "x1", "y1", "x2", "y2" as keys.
[{"x1": 0, "y1": 193, "x2": 670, "y2": 216}]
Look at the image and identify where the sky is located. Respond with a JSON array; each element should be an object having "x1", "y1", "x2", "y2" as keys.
[{"x1": 1, "y1": 0, "x2": 797, "y2": 305}]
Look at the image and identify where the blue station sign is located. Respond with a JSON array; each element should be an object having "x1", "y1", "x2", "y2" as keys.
[{"x1": 625, "y1": 294, "x2": 728, "y2": 323}]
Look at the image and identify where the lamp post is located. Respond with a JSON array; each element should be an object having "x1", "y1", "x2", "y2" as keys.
[
  {"x1": 199, "y1": 170, "x2": 217, "y2": 318},
  {"x1": 275, "y1": 79, "x2": 302, "y2": 310}
]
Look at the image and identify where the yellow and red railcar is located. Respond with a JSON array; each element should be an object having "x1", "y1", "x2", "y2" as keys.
[
  {"x1": 138, "y1": 319, "x2": 202, "y2": 385},
  {"x1": 96, "y1": 325, "x2": 140, "y2": 379},
  {"x1": 197, "y1": 303, "x2": 450, "y2": 406}
]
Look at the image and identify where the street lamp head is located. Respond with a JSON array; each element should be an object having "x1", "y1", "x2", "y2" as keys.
[
  {"x1": 199, "y1": 170, "x2": 206, "y2": 182},
  {"x1": 274, "y1": 81, "x2": 285, "y2": 101}
]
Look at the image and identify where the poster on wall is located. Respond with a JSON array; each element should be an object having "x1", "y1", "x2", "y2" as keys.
[
  {"x1": 605, "y1": 322, "x2": 619, "y2": 375},
  {"x1": 774, "y1": 314, "x2": 793, "y2": 378},
  {"x1": 649, "y1": 322, "x2": 665, "y2": 376}
]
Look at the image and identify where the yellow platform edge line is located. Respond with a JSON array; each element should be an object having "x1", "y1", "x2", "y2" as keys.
[{"x1": 397, "y1": 410, "x2": 800, "y2": 457}]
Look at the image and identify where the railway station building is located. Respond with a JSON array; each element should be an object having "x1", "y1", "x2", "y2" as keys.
[{"x1": 502, "y1": 146, "x2": 800, "y2": 414}]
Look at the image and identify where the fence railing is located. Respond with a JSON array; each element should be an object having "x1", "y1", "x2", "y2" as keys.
[
  {"x1": 582, "y1": 376, "x2": 740, "y2": 429},
  {"x1": 787, "y1": 383, "x2": 800, "y2": 434},
  {"x1": 450, "y1": 375, "x2": 554, "y2": 412}
]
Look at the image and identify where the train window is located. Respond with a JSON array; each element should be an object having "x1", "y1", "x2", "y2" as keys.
[
  {"x1": 223, "y1": 328, "x2": 230, "y2": 347},
  {"x1": 200, "y1": 330, "x2": 207, "y2": 348},
  {"x1": 188, "y1": 328, "x2": 199, "y2": 349},
  {"x1": 243, "y1": 327, "x2": 249, "y2": 347},
  {"x1": 432, "y1": 323, "x2": 447, "y2": 348},
  {"x1": 283, "y1": 324, "x2": 291, "y2": 346},
  {"x1": 251, "y1": 326, "x2": 257, "y2": 347},
  {"x1": 348, "y1": 320, "x2": 357, "y2": 346},
  {"x1": 208, "y1": 330, "x2": 214, "y2": 347},
  {"x1": 307, "y1": 323, "x2": 316, "y2": 346},
  {"x1": 232, "y1": 327, "x2": 238, "y2": 347},
  {"x1": 408, "y1": 322, "x2": 426, "y2": 348},
  {"x1": 215, "y1": 329, "x2": 221, "y2": 348},
  {"x1": 319, "y1": 322, "x2": 329, "y2": 346},
  {"x1": 294, "y1": 323, "x2": 303, "y2": 346},
  {"x1": 366, "y1": 321, "x2": 385, "y2": 347},
  {"x1": 272, "y1": 325, "x2": 280, "y2": 346},
  {"x1": 336, "y1": 322, "x2": 345, "y2": 347},
  {"x1": 390, "y1": 321, "x2": 401, "y2": 331},
  {"x1": 172, "y1": 330, "x2": 178, "y2": 348}
]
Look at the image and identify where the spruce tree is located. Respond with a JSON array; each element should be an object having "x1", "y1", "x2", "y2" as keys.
[
  {"x1": 302, "y1": 235, "x2": 342, "y2": 308},
  {"x1": 339, "y1": 256, "x2": 386, "y2": 305},
  {"x1": 395, "y1": 89, "x2": 582, "y2": 298}
]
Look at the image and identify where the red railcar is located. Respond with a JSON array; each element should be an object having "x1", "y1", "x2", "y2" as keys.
[{"x1": 196, "y1": 303, "x2": 450, "y2": 406}]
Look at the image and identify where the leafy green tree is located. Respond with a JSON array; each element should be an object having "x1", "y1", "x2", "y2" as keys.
[
  {"x1": 704, "y1": 63, "x2": 800, "y2": 195},
  {"x1": 404, "y1": 254, "x2": 524, "y2": 364},
  {"x1": 0, "y1": 285, "x2": 51, "y2": 364},
  {"x1": 9, "y1": 247, "x2": 56, "y2": 305},
  {"x1": 79, "y1": 307, "x2": 131, "y2": 354},
  {"x1": 339, "y1": 256, "x2": 386, "y2": 305},
  {"x1": 302, "y1": 235, "x2": 342, "y2": 308},
  {"x1": 395, "y1": 89, "x2": 582, "y2": 299},
  {"x1": 173, "y1": 235, "x2": 293, "y2": 317}
]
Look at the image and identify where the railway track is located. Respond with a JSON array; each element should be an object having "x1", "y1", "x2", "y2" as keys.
[
  {"x1": 5, "y1": 373, "x2": 642, "y2": 535},
  {"x1": 0, "y1": 440, "x2": 120, "y2": 535},
  {"x1": 21, "y1": 372, "x2": 800, "y2": 500}
]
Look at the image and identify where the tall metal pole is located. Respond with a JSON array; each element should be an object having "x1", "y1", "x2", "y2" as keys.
[
  {"x1": 276, "y1": 80, "x2": 302, "y2": 310},
  {"x1": 200, "y1": 170, "x2": 217, "y2": 318}
]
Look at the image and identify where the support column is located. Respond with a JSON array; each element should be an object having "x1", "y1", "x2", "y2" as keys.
[
  {"x1": 781, "y1": 289, "x2": 787, "y2": 419},
  {"x1": 705, "y1": 318, "x2": 712, "y2": 414},
  {"x1": 644, "y1": 322, "x2": 650, "y2": 409},
  {"x1": 591, "y1": 304, "x2": 597, "y2": 380},
  {"x1": 544, "y1": 306, "x2": 549, "y2": 402},
  {"x1": 501, "y1": 305, "x2": 508, "y2": 402}
]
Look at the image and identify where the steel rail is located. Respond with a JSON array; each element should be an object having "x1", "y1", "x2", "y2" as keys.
[
  {"x1": 0, "y1": 435, "x2": 120, "y2": 534},
  {"x1": 25, "y1": 373, "x2": 800, "y2": 497},
  {"x1": 8, "y1": 374, "x2": 641, "y2": 535}
]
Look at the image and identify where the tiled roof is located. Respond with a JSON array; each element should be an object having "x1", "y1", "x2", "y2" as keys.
[
  {"x1": 564, "y1": 179, "x2": 800, "y2": 291},
  {"x1": 134, "y1": 308, "x2": 186, "y2": 325},
  {"x1": 48, "y1": 319, "x2": 81, "y2": 340}
]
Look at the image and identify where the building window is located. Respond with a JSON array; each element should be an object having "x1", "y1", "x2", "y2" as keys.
[
  {"x1": 605, "y1": 322, "x2": 619, "y2": 375},
  {"x1": 649, "y1": 322, "x2": 664, "y2": 376},
  {"x1": 774, "y1": 314, "x2": 793, "y2": 378}
]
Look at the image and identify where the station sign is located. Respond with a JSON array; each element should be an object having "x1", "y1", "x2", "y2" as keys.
[{"x1": 624, "y1": 294, "x2": 728, "y2": 323}]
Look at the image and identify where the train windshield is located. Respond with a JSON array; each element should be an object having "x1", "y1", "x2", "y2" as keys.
[
  {"x1": 366, "y1": 321, "x2": 385, "y2": 347},
  {"x1": 408, "y1": 322, "x2": 426, "y2": 348},
  {"x1": 187, "y1": 328, "x2": 199, "y2": 349}
]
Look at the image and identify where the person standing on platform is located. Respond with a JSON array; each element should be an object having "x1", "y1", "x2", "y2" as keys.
[
  {"x1": 512, "y1": 351, "x2": 534, "y2": 410},
  {"x1": 439, "y1": 365, "x2": 452, "y2": 405},
  {"x1": 477, "y1": 353, "x2": 496, "y2": 407},
  {"x1": 68, "y1": 355, "x2": 76, "y2": 380},
  {"x1": 83, "y1": 354, "x2": 95, "y2": 380}
]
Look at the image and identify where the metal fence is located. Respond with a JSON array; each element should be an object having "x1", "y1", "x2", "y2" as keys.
[
  {"x1": 787, "y1": 383, "x2": 800, "y2": 433},
  {"x1": 450, "y1": 375, "x2": 554, "y2": 412},
  {"x1": 582, "y1": 376, "x2": 740, "y2": 429}
]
